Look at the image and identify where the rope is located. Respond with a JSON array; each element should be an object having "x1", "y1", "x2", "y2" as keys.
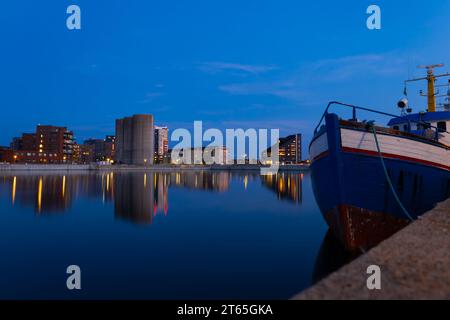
[{"x1": 371, "y1": 126, "x2": 415, "y2": 221}]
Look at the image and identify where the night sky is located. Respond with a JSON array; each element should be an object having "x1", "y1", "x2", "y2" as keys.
[{"x1": 1, "y1": 0, "x2": 450, "y2": 155}]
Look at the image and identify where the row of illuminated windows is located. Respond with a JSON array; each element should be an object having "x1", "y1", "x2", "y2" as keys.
[{"x1": 16, "y1": 152, "x2": 59, "y2": 157}]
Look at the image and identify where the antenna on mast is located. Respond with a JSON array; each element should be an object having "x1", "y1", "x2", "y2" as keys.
[
  {"x1": 404, "y1": 64, "x2": 450, "y2": 112},
  {"x1": 417, "y1": 63, "x2": 444, "y2": 70},
  {"x1": 436, "y1": 79, "x2": 450, "y2": 111}
]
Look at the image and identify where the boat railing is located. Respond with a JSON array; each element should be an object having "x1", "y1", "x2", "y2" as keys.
[{"x1": 314, "y1": 101, "x2": 449, "y2": 142}]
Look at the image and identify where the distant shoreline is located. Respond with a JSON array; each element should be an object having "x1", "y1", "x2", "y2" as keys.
[{"x1": 0, "y1": 163, "x2": 310, "y2": 172}]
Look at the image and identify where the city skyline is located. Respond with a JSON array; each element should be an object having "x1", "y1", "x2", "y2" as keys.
[{"x1": 0, "y1": 116, "x2": 304, "y2": 164}]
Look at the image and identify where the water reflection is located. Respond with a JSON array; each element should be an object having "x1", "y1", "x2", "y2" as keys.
[
  {"x1": 312, "y1": 230, "x2": 360, "y2": 284},
  {"x1": 261, "y1": 172, "x2": 303, "y2": 204},
  {"x1": 5, "y1": 174, "x2": 77, "y2": 214},
  {"x1": 0, "y1": 171, "x2": 343, "y2": 299},
  {"x1": 113, "y1": 173, "x2": 166, "y2": 224},
  {"x1": 2, "y1": 171, "x2": 304, "y2": 222}
]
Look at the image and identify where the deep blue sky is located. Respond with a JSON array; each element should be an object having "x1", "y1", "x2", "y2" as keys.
[{"x1": 1, "y1": 0, "x2": 450, "y2": 154}]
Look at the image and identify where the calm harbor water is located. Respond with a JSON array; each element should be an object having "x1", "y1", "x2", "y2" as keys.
[{"x1": 0, "y1": 170, "x2": 351, "y2": 299}]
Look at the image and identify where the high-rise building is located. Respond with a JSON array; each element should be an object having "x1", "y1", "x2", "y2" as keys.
[
  {"x1": 9, "y1": 125, "x2": 75, "y2": 164},
  {"x1": 36, "y1": 125, "x2": 75, "y2": 163},
  {"x1": 115, "y1": 115, "x2": 154, "y2": 165},
  {"x1": 83, "y1": 139, "x2": 103, "y2": 160},
  {"x1": 279, "y1": 134, "x2": 302, "y2": 164},
  {"x1": 83, "y1": 135, "x2": 115, "y2": 163},
  {"x1": 154, "y1": 126, "x2": 169, "y2": 163},
  {"x1": 104, "y1": 135, "x2": 116, "y2": 161},
  {"x1": 79, "y1": 135, "x2": 115, "y2": 163},
  {"x1": 263, "y1": 134, "x2": 302, "y2": 165},
  {"x1": 73, "y1": 143, "x2": 94, "y2": 164}
]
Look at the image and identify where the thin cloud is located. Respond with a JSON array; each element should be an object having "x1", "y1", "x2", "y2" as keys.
[
  {"x1": 138, "y1": 92, "x2": 165, "y2": 104},
  {"x1": 217, "y1": 52, "x2": 409, "y2": 104},
  {"x1": 307, "y1": 53, "x2": 408, "y2": 81},
  {"x1": 198, "y1": 62, "x2": 278, "y2": 75},
  {"x1": 219, "y1": 81, "x2": 310, "y2": 102}
]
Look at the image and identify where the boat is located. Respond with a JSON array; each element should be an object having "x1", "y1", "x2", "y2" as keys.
[{"x1": 309, "y1": 64, "x2": 450, "y2": 251}]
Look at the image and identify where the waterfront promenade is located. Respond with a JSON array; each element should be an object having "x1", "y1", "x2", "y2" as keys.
[
  {"x1": 293, "y1": 199, "x2": 450, "y2": 300},
  {"x1": 0, "y1": 163, "x2": 310, "y2": 172}
]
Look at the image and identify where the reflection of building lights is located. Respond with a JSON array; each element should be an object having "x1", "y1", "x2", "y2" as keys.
[
  {"x1": 144, "y1": 174, "x2": 147, "y2": 188},
  {"x1": 62, "y1": 176, "x2": 66, "y2": 198},
  {"x1": 244, "y1": 175, "x2": 248, "y2": 190},
  {"x1": 110, "y1": 173, "x2": 114, "y2": 198},
  {"x1": 12, "y1": 176, "x2": 16, "y2": 204},
  {"x1": 102, "y1": 174, "x2": 106, "y2": 203},
  {"x1": 278, "y1": 178, "x2": 284, "y2": 192},
  {"x1": 37, "y1": 177, "x2": 43, "y2": 213}
]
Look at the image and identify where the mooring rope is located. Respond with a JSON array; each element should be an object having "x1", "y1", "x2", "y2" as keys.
[{"x1": 371, "y1": 126, "x2": 415, "y2": 221}]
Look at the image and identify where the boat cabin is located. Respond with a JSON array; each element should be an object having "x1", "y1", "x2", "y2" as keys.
[{"x1": 387, "y1": 111, "x2": 450, "y2": 145}]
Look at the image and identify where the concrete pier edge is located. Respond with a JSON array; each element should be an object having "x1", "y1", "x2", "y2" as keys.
[
  {"x1": 293, "y1": 199, "x2": 450, "y2": 300},
  {"x1": 0, "y1": 163, "x2": 310, "y2": 172}
]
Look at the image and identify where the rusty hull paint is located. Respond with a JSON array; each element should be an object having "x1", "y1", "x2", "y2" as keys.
[{"x1": 324, "y1": 205, "x2": 410, "y2": 252}]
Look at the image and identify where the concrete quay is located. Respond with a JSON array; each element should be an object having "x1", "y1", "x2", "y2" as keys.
[
  {"x1": 293, "y1": 199, "x2": 450, "y2": 300},
  {"x1": 0, "y1": 163, "x2": 310, "y2": 172},
  {"x1": 0, "y1": 163, "x2": 92, "y2": 171}
]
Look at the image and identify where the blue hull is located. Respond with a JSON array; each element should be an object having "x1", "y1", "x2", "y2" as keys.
[{"x1": 310, "y1": 114, "x2": 450, "y2": 251}]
